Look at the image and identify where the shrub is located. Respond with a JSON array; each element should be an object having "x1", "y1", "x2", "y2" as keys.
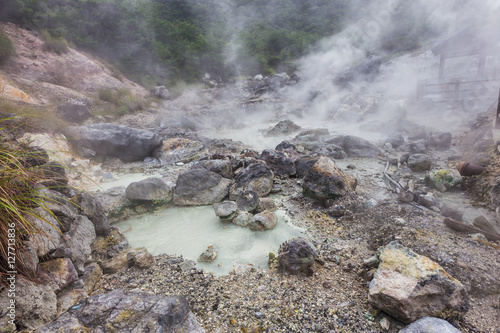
[
  {"x1": 41, "y1": 30, "x2": 69, "y2": 54},
  {"x1": 0, "y1": 28, "x2": 15, "y2": 65},
  {"x1": 0, "y1": 118, "x2": 65, "y2": 285},
  {"x1": 97, "y1": 88, "x2": 143, "y2": 116}
]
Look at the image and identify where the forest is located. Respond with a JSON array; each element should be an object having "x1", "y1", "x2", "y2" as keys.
[{"x1": 0, "y1": 0, "x2": 433, "y2": 86}]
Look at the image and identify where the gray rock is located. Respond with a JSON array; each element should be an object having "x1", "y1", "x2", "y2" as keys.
[
  {"x1": 249, "y1": 211, "x2": 278, "y2": 231},
  {"x1": 425, "y1": 169, "x2": 462, "y2": 192},
  {"x1": 368, "y1": 242, "x2": 469, "y2": 323},
  {"x1": 295, "y1": 153, "x2": 323, "y2": 178},
  {"x1": 399, "y1": 317, "x2": 461, "y2": 333},
  {"x1": 198, "y1": 245, "x2": 218, "y2": 262},
  {"x1": 230, "y1": 162, "x2": 274, "y2": 200},
  {"x1": 386, "y1": 133, "x2": 405, "y2": 148},
  {"x1": 65, "y1": 124, "x2": 161, "y2": 162},
  {"x1": 214, "y1": 201, "x2": 238, "y2": 221},
  {"x1": 260, "y1": 149, "x2": 300, "y2": 176},
  {"x1": 29, "y1": 207, "x2": 63, "y2": 258},
  {"x1": 408, "y1": 140, "x2": 428, "y2": 154},
  {"x1": 295, "y1": 129, "x2": 330, "y2": 143},
  {"x1": 278, "y1": 237, "x2": 317, "y2": 276},
  {"x1": 174, "y1": 169, "x2": 231, "y2": 206},
  {"x1": 193, "y1": 159, "x2": 233, "y2": 179},
  {"x1": 61, "y1": 215, "x2": 96, "y2": 274},
  {"x1": 303, "y1": 156, "x2": 357, "y2": 201},
  {"x1": 179, "y1": 260, "x2": 196, "y2": 271},
  {"x1": 0, "y1": 279, "x2": 57, "y2": 330},
  {"x1": 34, "y1": 289, "x2": 204, "y2": 333},
  {"x1": 264, "y1": 120, "x2": 301, "y2": 136},
  {"x1": 340, "y1": 135, "x2": 382, "y2": 157},
  {"x1": 38, "y1": 258, "x2": 78, "y2": 293},
  {"x1": 153, "y1": 85, "x2": 171, "y2": 100},
  {"x1": 429, "y1": 132, "x2": 452, "y2": 149},
  {"x1": 236, "y1": 190, "x2": 260, "y2": 212},
  {"x1": 56, "y1": 101, "x2": 91, "y2": 123},
  {"x1": 275, "y1": 140, "x2": 296, "y2": 151},
  {"x1": 440, "y1": 204, "x2": 464, "y2": 222},
  {"x1": 255, "y1": 197, "x2": 277, "y2": 213},
  {"x1": 82, "y1": 262, "x2": 103, "y2": 294},
  {"x1": 72, "y1": 192, "x2": 110, "y2": 236},
  {"x1": 154, "y1": 138, "x2": 205, "y2": 165},
  {"x1": 232, "y1": 211, "x2": 254, "y2": 227},
  {"x1": 125, "y1": 177, "x2": 172, "y2": 203},
  {"x1": 314, "y1": 144, "x2": 347, "y2": 159},
  {"x1": 134, "y1": 252, "x2": 156, "y2": 269},
  {"x1": 407, "y1": 154, "x2": 432, "y2": 172}
]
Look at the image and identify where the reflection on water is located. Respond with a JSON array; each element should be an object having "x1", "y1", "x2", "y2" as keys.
[{"x1": 115, "y1": 205, "x2": 307, "y2": 275}]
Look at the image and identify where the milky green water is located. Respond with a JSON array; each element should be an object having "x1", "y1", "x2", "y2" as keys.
[{"x1": 115, "y1": 205, "x2": 307, "y2": 275}]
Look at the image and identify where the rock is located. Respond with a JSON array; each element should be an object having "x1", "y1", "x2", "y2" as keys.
[
  {"x1": 232, "y1": 211, "x2": 254, "y2": 227},
  {"x1": 277, "y1": 237, "x2": 317, "y2": 276},
  {"x1": 473, "y1": 216, "x2": 500, "y2": 235},
  {"x1": 269, "y1": 73, "x2": 290, "y2": 91},
  {"x1": 71, "y1": 192, "x2": 110, "y2": 236},
  {"x1": 339, "y1": 135, "x2": 382, "y2": 157},
  {"x1": 249, "y1": 211, "x2": 278, "y2": 231},
  {"x1": 38, "y1": 258, "x2": 78, "y2": 292},
  {"x1": 417, "y1": 193, "x2": 439, "y2": 208},
  {"x1": 37, "y1": 162, "x2": 68, "y2": 187},
  {"x1": 60, "y1": 215, "x2": 96, "y2": 274},
  {"x1": 198, "y1": 245, "x2": 218, "y2": 262},
  {"x1": 385, "y1": 133, "x2": 405, "y2": 148},
  {"x1": 399, "y1": 317, "x2": 461, "y2": 333},
  {"x1": 295, "y1": 153, "x2": 323, "y2": 178},
  {"x1": 380, "y1": 317, "x2": 390, "y2": 330},
  {"x1": 56, "y1": 288, "x2": 87, "y2": 317},
  {"x1": 193, "y1": 159, "x2": 233, "y2": 179},
  {"x1": 407, "y1": 154, "x2": 432, "y2": 172},
  {"x1": 327, "y1": 204, "x2": 346, "y2": 217},
  {"x1": 154, "y1": 138, "x2": 205, "y2": 165},
  {"x1": 125, "y1": 177, "x2": 173, "y2": 203},
  {"x1": 100, "y1": 248, "x2": 147, "y2": 274},
  {"x1": 295, "y1": 129, "x2": 330, "y2": 143},
  {"x1": 65, "y1": 124, "x2": 161, "y2": 162},
  {"x1": 236, "y1": 190, "x2": 260, "y2": 212},
  {"x1": 134, "y1": 252, "x2": 156, "y2": 269},
  {"x1": 153, "y1": 85, "x2": 171, "y2": 100},
  {"x1": 440, "y1": 204, "x2": 464, "y2": 222},
  {"x1": 368, "y1": 242, "x2": 469, "y2": 323},
  {"x1": 230, "y1": 162, "x2": 274, "y2": 200},
  {"x1": 34, "y1": 289, "x2": 204, "y2": 333},
  {"x1": 333, "y1": 55, "x2": 382, "y2": 86},
  {"x1": 264, "y1": 120, "x2": 301, "y2": 136},
  {"x1": 314, "y1": 144, "x2": 347, "y2": 159},
  {"x1": 275, "y1": 140, "x2": 296, "y2": 151},
  {"x1": 303, "y1": 156, "x2": 357, "y2": 201},
  {"x1": 174, "y1": 169, "x2": 231, "y2": 206},
  {"x1": 260, "y1": 149, "x2": 300, "y2": 176},
  {"x1": 429, "y1": 132, "x2": 452, "y2": 149},
  {"x1": 425, "y1": 170, "x2": 462, "y2": 192},
  {"x1": 214, "y1": 201, "x2": 238, "y2": 221},
  {"x1": 255, "y1": 197, "x2": 277, "y2": 213},
  {"x1": 0, "y1": 279, "x2": 57, "y2": 330},
  {"x1": 81, "y1": 262, "x2": 103, "y2": 294},
  {"x1": 407, "y1": 140, "x2": 428, "y2": 154},
  {"x1": 56, "y1": 101, "x2": 91, "y2": 122},
  {"x1": 179, "y1": 260, "x2": 196, "y2": 271},
  {"x1": 29, "y1": 207, "x2": 63, "y2": 258}
]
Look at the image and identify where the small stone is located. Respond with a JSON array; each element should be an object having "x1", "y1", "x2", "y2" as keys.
[
  {"x1": 179, "y1": 260, "x2": 196, "y2": 271},
  {"x1": 255, "y1": 312, "x2": 265, "y2": 319},
  {"x1": 198, "y1": 245, "x2": 218, "y2": 262},
  {"x1": 379, "y1": 317, "x2": 390, "y2": 330}
]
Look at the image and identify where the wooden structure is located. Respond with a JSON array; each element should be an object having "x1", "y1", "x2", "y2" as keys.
[{"x1": 431, "y1": 27, "x2": 497, "y2": 80}]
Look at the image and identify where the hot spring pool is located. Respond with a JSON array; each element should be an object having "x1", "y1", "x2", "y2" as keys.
[{"x1": 115, "y1": 205, "x2": 307, "y2": 275}]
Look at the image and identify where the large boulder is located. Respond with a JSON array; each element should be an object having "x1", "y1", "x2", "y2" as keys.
[
  {"x1": 260, "y1": 149, "x2": 300, "y2": 176},
  {"x1": 368, "y1": 242, "x2": 469, "y2": 324},
  {"x1": 295, "y1": 153, "x2": 323, "y2": 178},
  {"x1": 408, "y1": 154, "x2": 433, "y2": 172},
  {"x1": 0, "y1": 279, "x2": 57, "y2": 330},
  {"x1": 125, "y1": 177, "x2": 173, "y2": 203},
  {"x1": 399, "y1": 317, "x2": 461, "y2": 333},
  {"x1": 34, "y1": 289, "x2": 204, "y2": 333},
  {"x1": 65, "y1": 124, "x2": 161, "y2": 162},
  {"x1": 303, "y1": 156, "x2": 357, "y2": 201},
  {"x1": 277, "y1": 238, "x2": 317, "y2": 276},
  {"x1": 313, "y1": 144, "x2": 347, "y2": 160},
  {"x1": 331, "y1": 135, "x2": 381, "y2": 157},
  {"x1": 174, "y1": 169, "x2": 231, "y2": 206},
  {"x1": 192, "y1": 159, "x2": 233, "y2": 179},
  {"x1": 71, "y1": 192, "x2": 110, "y2": 236},
  {"x1": 154, "y1": 138, "x2": 205, "y2": 165},
  {"x1": 230, "y1": 162, "x2": 274, "y2": 200}
]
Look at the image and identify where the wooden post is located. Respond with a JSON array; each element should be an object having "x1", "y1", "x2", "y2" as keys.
[
  {"x1": 439, "y1": 54, "x2": 446, "y2": 81},
  {"x1": 496, "y1": 89, "x2": 500, "y2": 129}
]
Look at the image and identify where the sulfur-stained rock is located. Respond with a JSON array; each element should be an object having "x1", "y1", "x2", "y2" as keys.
[
  {"x1": 198, "y1": 245, "x2": 218, "y2": 262},
  {"x1": 425, "y1": 169, "x2": 462, "y2": 192},
  {"x1": 368, "y1": 242, "x2": 469, "y2": 323},
  {"x1": 407, "y1": 154, "x2": 432, "y2": 172},
  {"x1": 134, "y1": 252, "x2": 156, "y2": 269},
  {"x1": 174, "y1": 169, "x2": 231, "y2": 206},
  {"x1": 255, "y1": 197, "x2": 277, "y2": 213},
  {"x1": 38, "y1": 258, "x2": 78, "y2": 293},
  {"x1": 249, "y1": 210, "x2": 278, "y2": 231},
  {"x1": 302, "y1": 156, "x2": 357, "y2": 201},
  {"x1": 154, "y1": 137, "x2": 205, "y2": 165},
  {"x1": 230, "y1": 162, "x2": 274, "y2": 200},
  {"x1": 260, "y1": 149, "x2": 300, "y2": 176},
  {"x1": 277, "y1": 237, "x2": 317, "y2": 276}
]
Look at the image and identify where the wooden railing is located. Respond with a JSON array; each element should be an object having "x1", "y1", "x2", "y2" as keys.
[{"x1": 417, "y1": 78, "x2": 500, "y2": 103}]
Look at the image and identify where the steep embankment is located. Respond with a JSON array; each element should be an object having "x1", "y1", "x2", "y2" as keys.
[{"x1": 0, "y1": 22, "x2": 147, "y2": 105}]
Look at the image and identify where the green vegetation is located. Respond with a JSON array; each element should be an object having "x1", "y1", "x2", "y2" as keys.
[
  {"x1": 0, "y1": 117, "x2": 63, "y2": 284},
  {"x1": 0, "y1": 0, "x2": 438, "y2": 84},
  {"x1": 0, "y1": 28, "x2": 15, "y2": 65},
  {"x1": 40, "y1": 29, "x2": 69, "y2": 54},
  {"x1": 97, "y1": 88, "x2": 144, "y2": 116}
]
